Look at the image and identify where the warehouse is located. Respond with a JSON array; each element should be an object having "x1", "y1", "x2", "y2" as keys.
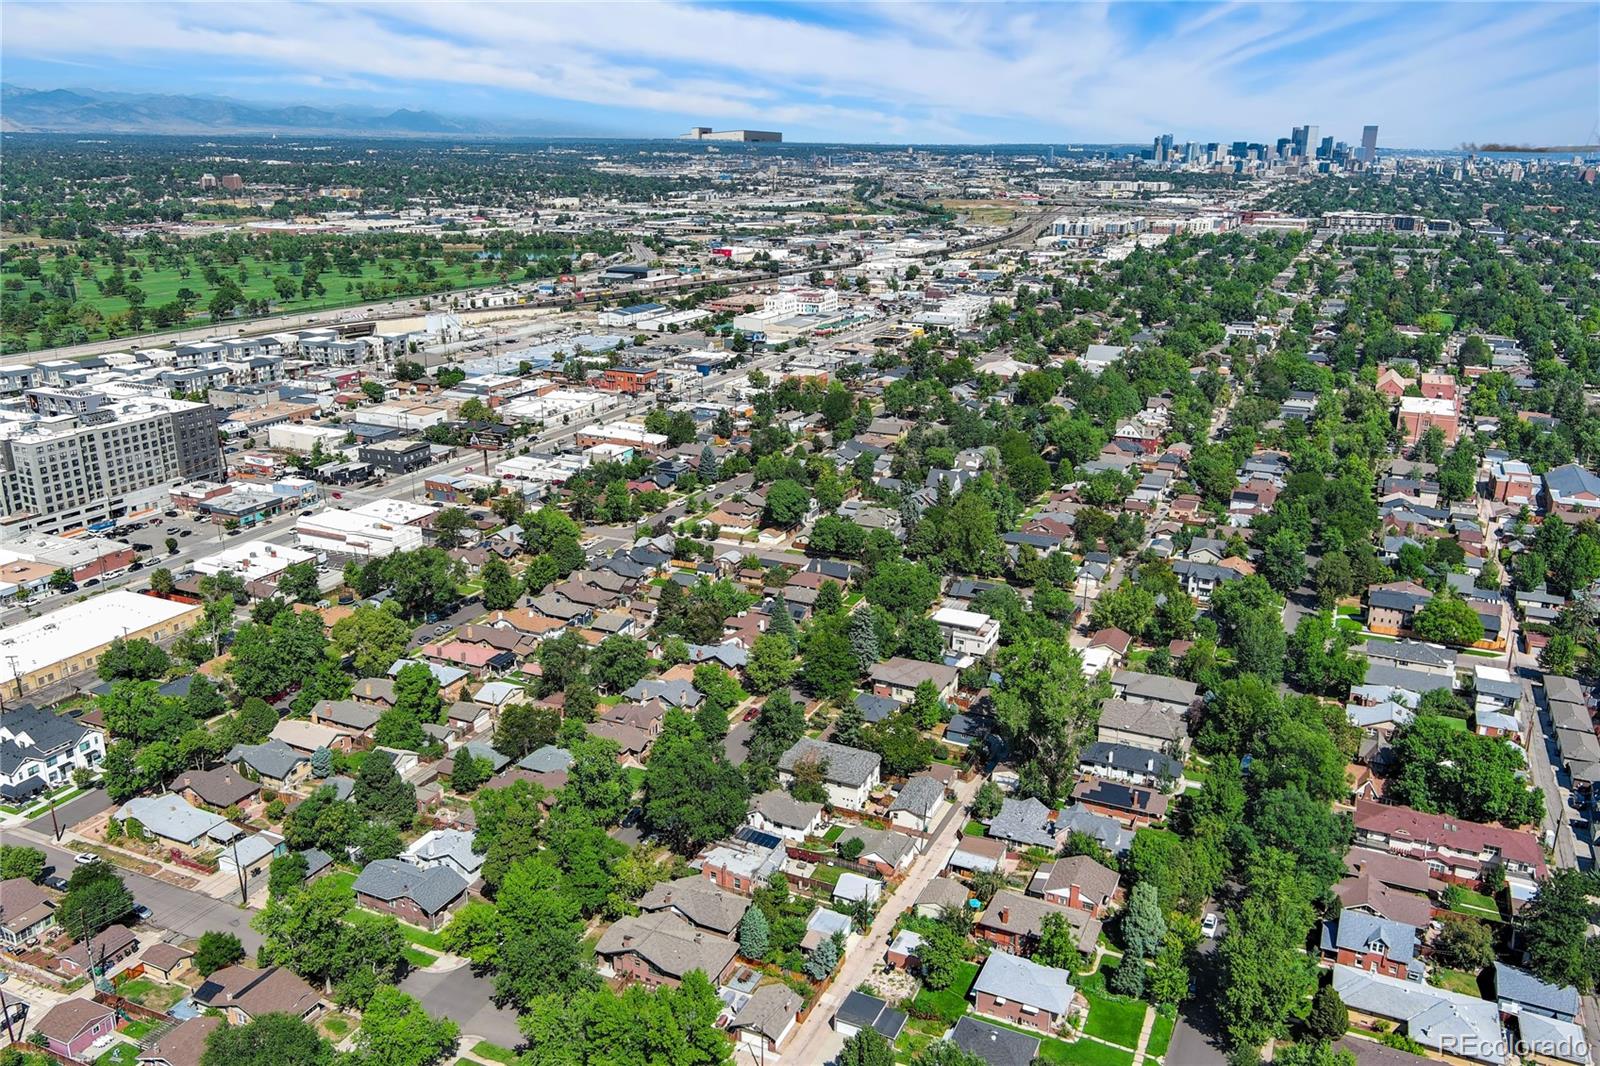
[{"x1": 0, "y1": 590, "x2": 203, "y2": 698}]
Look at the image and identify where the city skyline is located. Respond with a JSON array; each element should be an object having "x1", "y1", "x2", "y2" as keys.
[{"x1": 2, "y1": 1, "x2": 1595, "y2": 146}]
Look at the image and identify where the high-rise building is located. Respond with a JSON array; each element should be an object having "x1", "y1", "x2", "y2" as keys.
[
  {"x1": 0, "y1": 393, "x2": 224, "y2": 536},
  {"x1": 1318, "y1": 136, "x2": 1334, "y2": 161},
  {"x1": 1360, "y1": 125, "x2": 1380, "y2": 165},
  {"x1": 1304, "y1": 126, "x2": 1319, "y2": 161}
]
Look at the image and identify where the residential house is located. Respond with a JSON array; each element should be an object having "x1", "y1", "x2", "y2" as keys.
[
  {"x1": 748, "y1": 790, "x2": 824, "y2": 842},
  {"x1": 889, "y1": 775, "x2": 948, "y2": 836},
  {"x1": 351, "y1": 677, "x2": 397, "y2": 707},
  {"x1": 1366, "y1": 581, "x2": 1433, "y2": 636},
  {"x1": 595, "y1": 911, "x2": 738, "y2": 989},
  {"x1": 1078, "y1": 740, "x2": 1183, "y2": 790},
  {"x1": 868, "y1": 657, "x2": 961, "y2": 704},
  {"x1": 986, "y1": 796, "x2": 1060, "y2": 851},
  {"x1": 1070, "y1": 779, "x2": 1170, "y2": 828},
  {"x1": 194, "y1": 964, "x2": 323, "y2": 1025},
  {"x1": 776, "y1": 739, "x2": 882, "y2": 811},
  {"x1": 1028, "y1": 855, "x2": 1120, "y2": 918},
  {"x1": 977, "y1": 890, "x2": 1101, "y2": 958},
  {"x1": 137, "y1": 1016, "x2": 222, "y2": 1066},
  {"x1": 310, "y1": 699, "x2": 381, "y2": 737},
  {"x1": 1544, "y1": 464, "x2": 1600, "y2": 518},
  {"x1": 831, "y1": 991, "x2": 909, "y2": 1043},
  {"x1": 836, "y1": 826, "x2": 920, "y2": 876},
  {"x1": 139, "y1": 944, "x2": 196, "y2": 984},
  {"x1": 270, "y1": 719, "x2": 353, "y2": 756},
  {"x1": 114, "y1": 793, "x2": 231, "y2": 848},
  {"x1": 1320, "y1": 908, "x2": 1424, "y2": 981},
  {"x1": 1056, "y1": 805, "x2": 1135, "y2": 856},
  {"x1": 970, "y1": 949, "x2": 1081, "y2": 1034},
  {"x1": 730, "y1": 984, "x2": 803, "y2": 1056},
  {"x1": 1352, "y1": 799, "x2": 1547, "y2": 895},
  {"x1": 352, "y1": 859, "x2": 469, "y2": 930},
  {"x1": 225, "y1": 738, "x2": 309, "y2": 787},
  {"x1": 0, "y1": 704, "x2": 105, "y2": 801},
  {"x1": 636, "y1": 876, "x2": 748, "y2": 936},
  {"x1": 915, "y1": 878, "x2": 969, "y2": 919},
  {"x1": 33, "y1": 999, "x2": 118, "y2": 1061},
  {"x1": 698, "y1": 828, "x2": 785, "y2": 894},
  {"x1": 946, "y1": 1017, "x2": 1040, "y2": 1066},
  {"x1": 1495, "y1": 963, "x2": 1582, "y2": 1024},
  {"x1": 0, "y1": 876, "x2": 55, "y2": 947},
  {"x1": 1109, "y1": 671, "x2": 1200, "y2": 715},
  {"x1": 947, "y1": 834, "x2": 1008, "y2": 876},
  {"x1": 1332, "y1": 964, "x2": 1505, "y2": 1065},
  {"x1": 931, "y1": 607, "x2": 1000, "y2": 663},
  {"x1": 403, "y1": 829, "x2": 484, "y2": 883},
  {"x1": 58, "y1": 924, "x2": 138, "y2": 976}
]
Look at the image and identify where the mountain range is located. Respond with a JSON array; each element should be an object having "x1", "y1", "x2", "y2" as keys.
[{"x1": 0, "y1": 84, "x2": 602, "y2": 137}]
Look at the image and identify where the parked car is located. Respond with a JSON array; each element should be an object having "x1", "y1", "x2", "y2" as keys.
[
  {"x1": 1201, "y1": 912, "x2": 1220, "y2": 938},
  {"x1": 73, "y1": 853, "x2": 94, "y2": 865},
  {"x1": 132, "y1": 904, "x2": 153, "y2": 922},
  {"x1": 44, "y1": 875, "x2": 69, "y2": 891}
]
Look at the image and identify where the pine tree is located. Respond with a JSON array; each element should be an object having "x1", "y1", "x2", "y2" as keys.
[
  {"x1": 309, "y1": 747, "x2": 332, "y2": 779},
  {"x1": 699, "y1": 445, "x2": 720, "y2": 483},
  {"x1": 768, "y1": 599, "x2": 798, "y2": 646},
  {"x1": 846, "y1": 610, "x2": 880, "y2": 673},
  {"x1": 804, "y1": 932, "x2": 841, "y2": 980},
  {"x1": 738, "y1": 903, "x2": 770, "y2": 960},
  {"x1": 1122, "y1": 882, "x2": 1167, "y2": 958}
]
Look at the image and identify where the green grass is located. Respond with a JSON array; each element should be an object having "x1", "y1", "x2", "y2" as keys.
[
  {"x1": 121, "y1": 1018, "x2": 159, "y2": 1040},
  {"x1": 963, "y1": 820, "x2": 988, "y2": 837},
  {"x1": 1146, "y1": 1010, "x2": 1175, "y2": 1059},
  {"x1": 404, "y1": 946, "x2": 438, "y2": 968},
  {"x1": 1033, "y1": 1037, "x2": 1136, "y2": 1066},
  {"x1": 1430, "y1": 967, "x2": 1485, "y2": 997},
  {"x1": 823, "y1": 824, "x2": 846, "y2": 843},
  {"x1": 912, "y1": 961, "x2": 979, "y2": 1021},
  {"x1": 1, "y1": 252, "x2": 507, "y2": 353},
  {"x1": 471, "y1": 1041, "x2": 518, "y2": 1065},
  {"x1": 1431, "y1": 715, "x2": 1470, "y2": 732},
  {"x1": 95, "y1": 1046, "x2": 141, "y2": 1066},
  {"x1": 323, "y1": 870, "x2": 358, "y2": 896},
  {"x1": 397, "y1": 922, "x2": 447, "y2": 951},
  {"x1": 1078, "y1": 972, "x2": 1149, "y2": 1048},
  {"x1": 809, "y1": 863, "x2": 846, "y2": 887}
]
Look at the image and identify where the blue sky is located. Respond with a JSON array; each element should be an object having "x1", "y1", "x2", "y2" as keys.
[{"x1": 3, "y1": 1, "x2": 1595, "y2": 146}]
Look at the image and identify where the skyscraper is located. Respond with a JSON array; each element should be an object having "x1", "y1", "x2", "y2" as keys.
[{"x1": 1360, "y1": 125, "x2": 1380, "y2": 165}]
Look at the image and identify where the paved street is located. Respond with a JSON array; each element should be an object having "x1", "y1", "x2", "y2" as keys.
[
  {"x1": 400, "y1": 962, "x2": 523, "y2": 1048},
  {"x1": 0, "y1": 827, "x2": 264, "y2": 954},
  {"x1": 779, "y1": 773, "x2": 982, "y2": 1065}
]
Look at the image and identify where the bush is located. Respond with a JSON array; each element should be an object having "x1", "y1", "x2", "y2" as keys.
[
  {"x1": 838, "y1": 836, "x2": 865, "y2": 861},
  {"x1": 1109, "y1": 957, "x2": 1146, "y2": 997}
]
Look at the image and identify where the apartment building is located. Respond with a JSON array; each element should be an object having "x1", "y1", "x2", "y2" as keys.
[{"x1": 0, "y1": 393, "x2": 223, "y2": 536}]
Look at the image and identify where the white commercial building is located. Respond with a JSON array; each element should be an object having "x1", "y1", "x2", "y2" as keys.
[
  {"x1": 192, "y1": 542, "x2": 319, "y2": 585},
  {"x1": 502, "y1": 389, "x2": 617, "y2": 424},
  {"x1": 0, "y1": 589, "x2": 203, "y2": 697},
  {"x1": 294, "y1": 499, "x2": 432, "y2": 560},
  {"x1": 267, "y1": 423, "x2": 353, "y2": 455}
]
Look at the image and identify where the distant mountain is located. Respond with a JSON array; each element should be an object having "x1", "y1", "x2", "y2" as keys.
[{"x1": 0, "y1": 84, "x2": 601, "y2": 137}]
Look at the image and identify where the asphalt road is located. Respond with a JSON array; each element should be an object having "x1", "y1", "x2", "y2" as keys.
[
  {"x1": 400, "y1": 962, "x2": 523, "y2": 1047},
  {"x1": 0, "y1": 828, "x2": 265, "y2": 954}
]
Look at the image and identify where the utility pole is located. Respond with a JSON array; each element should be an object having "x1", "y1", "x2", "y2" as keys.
[
  {"x1": 230, "y1": 836, "x2": 248, "y2": 905},
  {"x1": 0, "y1": 986, "x2": 16, "y2": 1044}
]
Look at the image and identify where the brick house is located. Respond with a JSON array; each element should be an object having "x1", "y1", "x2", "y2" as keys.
[
  {"x1": 1319, "y1": 908, "x2": 1425, "y2": 981},
  {"x1": 1031, "y1": 855, "x2": 1120, "y2": 918},
  {"x1": 1352, "y1": 799, "x2": 1547, "y2": 895},
  {"x1": 351, "y1": 860, "x2": 468, "y2": 931},
  {"x1": 976, "y1": 890, "x2": 1101, "y2": 959},
  {"x1": 594, "y1": 911, "x2": 738, "y2": 989},
  {"x1": 971, "y1": 951, "x2": 1081, "y2": 1034},
  {"x1": 194, "y1": 964, "x2": 323, "y2": 1025}
]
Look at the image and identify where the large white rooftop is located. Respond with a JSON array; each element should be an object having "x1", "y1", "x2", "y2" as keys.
[{"x1": 0, "y1": 590, "x2": 199, "y2": 685}]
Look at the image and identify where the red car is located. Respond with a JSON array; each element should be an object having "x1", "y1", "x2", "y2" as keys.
[{"x1": 332, "y1": 491, "x2": 343, "y2": 499}]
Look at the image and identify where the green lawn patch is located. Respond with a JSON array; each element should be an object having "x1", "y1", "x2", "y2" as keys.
[
  {"x1": 95, "y1": 1045, "x2": 140, "y2": 1066},
  {"x1": 1146, "y1": 1010, "x2": 1175, "y2": 1059},
  {"x1": 397, "y1": 922, "x2": 447, "y2": 951},
  {"x1": 323, "y1": 870, "x2": 358, "y2": 896},
  {"x1": 1430, "y1": 967, "x2": 1485, "y2": 997},
  {"x1": 911, "y1": 961, "x2": 980, "y2": 1022},
  {"x1": 404, "y1": 946, "x2": 438, "y2": 968},
  {"x1": 320, "y1": 1015, "x2": 354, "y2": 1040},
  {"x1": 963, "y1": 820, "x2": 988, "y2": 838},
  {"x1": 976, "y1": 1017, "x2": 1136, "y2": 1066},
  {"x1": 1078, "y1": 972, "x2": 1148, "y2": 1048},
  {"x1": 823, "y1": 824, "x2": 846, "y2": 843},
  {"x1": 471, "y1": 1041, "x2": 518, "y2": 1065},
  {"x1": 121, "y1": 1018, "x2": 159, "y2": 1040},
  {"x1": 1431, "y1": 715, "x2": 1469, "y2": 732},
  {"x1": 809, "y1": 863, "x2": 846, "y2": 887}
]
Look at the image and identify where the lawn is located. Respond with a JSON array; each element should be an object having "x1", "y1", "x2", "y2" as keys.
[
  {"x1": 1033, "y1": 1037, "x2": 1136, "y2": 1066},
  {"x1": 1077, "y1": 971, "x2": 1148, "y2": 1048},
  {"x1": 95, "y1": 1045, "x2": 141, "y2": 1066},
  {"x1": 113, "y1": 977, "x2": 184, "y2": 1010},
  {"x1": 121, "y1": 1018, "x2": 160, "y2": 1041},
  {"x1": 321, "y1": 1014, "x2": 355, "y2": 1040},
  {"x1": 809, "y1": 863, "x2": 846, "y2": 887},
  {"x1": 1430, "y1": 967, "x2": 1485, "y2": 997},
  {"x1": 404, "y1": 946, "x2": 438, "y2": 968},
  {"x1": 963, "y1": 820, "x2": 988, "y2": 838},
  {"x1": 397, "y1": 922, "x2": 447, "y2": 952},
  {"x1": 911, "y1": 961, "x2": 980, "y2": 1022},
  {"x1": 823, "y1": 824, "x2": 846, "y2": 843},
  {"x1": 1146, "y1": 1010, "x2": 1175, "y2": 1059},
  {"x1": 1431, "y1": 715, "x2": 1470, "y2": 732},
  {"x1": 471, "y1": 1041, "x2": 518, "y2": 1065},
  {"x1": 322, "y1": 870, "x2": 358, "y2": 896}
]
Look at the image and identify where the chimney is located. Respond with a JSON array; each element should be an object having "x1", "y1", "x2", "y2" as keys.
[
  {"x1": 621, "y1": 934, "x2": 635, "y2": 947},
  {"x1": 999, "y1": 906, "x2": 1010, "y2": 924}
]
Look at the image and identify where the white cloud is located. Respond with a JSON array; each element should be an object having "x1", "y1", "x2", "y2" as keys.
[{"x1": 1, "y1": 1, "x2": 1593, "y2": 144}]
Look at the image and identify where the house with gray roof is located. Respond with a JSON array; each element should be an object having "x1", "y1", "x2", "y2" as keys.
[
  {"x1": 1545, "y1": 464, "x2": 1600, "y2": 515},
  {"x1": 1494, "y1": 962, "x2": 1581, "y2": 1023},
  {"x1": 836, "y1": 826, "x2": 920, "y2": 875},
  {"x1": 831, "y1": 990, "x2": 908, "y2": 1042},
  {"x1": 971, "y1": 950, "x2": 1078, "y2": 1033},
  {"x1": 403, "y1": 828, "x2": 483, "y2": 882},
  {"x1": 1109, "y1": 671, "x2": 1200, "y2": 714},
  {"x1": 116, "y1": 793, "x2": 229, "y2": 847},
  {"x1": 947, "y1": 1017, "x2": 1040, "y2": 1066},
  {"x1": 730, "y1": 983, "x2": 802, "y2": 1055},
  {"x1": 352, "y1": 859, "x2": 468, "y2": 930},
  {"x1": 1056, "y1": 804, "x2": 1135, "y2": 855},
  {"x1": 1333, "y1": 964, "x2": 1506, "y2": 1064},
  {"x1": 889, "y1": 775, "x2": 947, "y2": 834},
  {"x1": 595, "y1": 910, "x2": 738, "y2": 989},
  {"x1": 225, "y1": 738, "x2": 308, "y2": 786},
  {"x1": 623, "y1": 678, "x2": 703, "y2": 709},
  {"x1": 985, "y1": 796, "x2": 1059, "y2": 850},
  {"x1": 777, "y1": 739, "x2": 881, "y2": 811},
  {"x1": 310, "y1": 699, "x2": 381, "y2": 734},
  {"x1": 748, "y1": 790, "x2": 823, "y2": 841},
  {"x1": 636, "y1": 875, "x2": 748, "y2": 936},
  {"x1": 1079, "y1": 740, "x2": 1183, "y2": 789},
  {"x1": 518, "y1": 744, "x2": 574, "y2": 773},
  {"x1": 1320, "y1": 908, "x2": 1424, "y2": 980}
]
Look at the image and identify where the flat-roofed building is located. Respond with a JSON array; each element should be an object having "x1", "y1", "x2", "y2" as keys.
[{"x1": 0, "y1": 590, "x2": 202, "y2": 698}]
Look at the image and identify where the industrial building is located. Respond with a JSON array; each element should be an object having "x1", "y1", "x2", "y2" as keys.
[
  {"x1": 682, "y1": 128, "x2": 782, "y2": 142},
  {"x1": 0, "y1": 589, "x2": 203, "y2": 699}
]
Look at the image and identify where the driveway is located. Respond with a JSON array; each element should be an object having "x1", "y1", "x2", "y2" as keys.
[{"x1": 401, "y1": 962, "x2": 523, "y2": 1047}]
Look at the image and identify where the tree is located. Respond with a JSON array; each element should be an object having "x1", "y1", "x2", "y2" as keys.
[
  {"x1": 493, "y1": 702, "x2": 558, "y2": 760},
  {"x1": 804, "y1": 932, "x2": 842, "y2": 981},
  {"x1": 278, "y1": 561, "x2": 320, "y2": 604},
  {"x1": 839, "y1": 1029, "x2": 895, "y2": 1066},
  {"x1": 0, "y1": 845, "x2": 46, "y2": 883},
  {"x1": 200, "y1": 1013, "x2": 332, "y2": 1066},
  {"x1": 992, "y1": 636, "x2": 1105, "y2": 803},
  {"x1": 863, "y1": 560, "x2": 941, "y2": 618},
  {"x1": 268, "y1": 853, "x2": 308, "y2": 899},
  {"x1": 1305, "y1": 983, "x2": 1349, "y2": 1041},
  {"x1": 643, "y1": 711, "x2": 749, "y2": 854},
  {"x1": 589, "y1": 636, "x2": 651, "y2": 693},
  {"x1": 97, "y1": 637, "x2": 170, "y2": 681},
  {"x1": 801, "y1": 618, "x2": 860, "y2": 700},
  {"x1": 451, "y1": 752, "x2": 491, "y2": 794},
  {"x1": 1286, "y1": 612, "x2": 1368, "y2": 697},
  {"x1": 1541, "y1": 632, "x2": 1579, "y2": 676},
  {"x1": 149, "y1": 567, "x2": 175, "y2": 596},
  {"x1": 349, "y1": 987, "x2": 460, "y2": 1066},
  {"x1": 745, "y1": 633, "x2": 799, "y2": 695},
  {"x1": 479, "y1": 558, "x2": 518, "y2": 611},
  {"x1": 353, "y1": 753, "x2": 417, "y2": 827},
  {"x1": 1386, "y1": 716, "x2": 1542, "y2": 827},
  {"x1": 971, "y1": 781, "x2": 1004, "y2": 820},
  {"x1": 1121, "y1": 882, "x2": 1167, "y2": 958},
  {"x1": 763, "y1": 479, "x2": 811, "y2": 528},
  {"x1": 57, "y1": 861, "x2": 133, "y2": 940},
  {"x1": 1411, "y1": 593, "x2": 1485, "y2": 647},
  {"x1": 194, "y1": 931, "x2": 245, "y2": 975},
  {"x1": 1216, "y1": 850, "x2": 1318, "y2": 1050},
  {"x1": 916, "y1": 921, "x2": 968, "y2": 990},
  {"x1": 331, "y1": 605, "x2": 414, "y2": 678},
  {"x1": 375, "y1": 706, "x2": 427, "y2": 751},
  {"x1": 1034, "y1": 911, "x2": 1085, "y2": 970},
  {"x1": 748, "y1": 691, "x2": 806, "y2": 769},
  {"x1": 492, "y1": 857, "x2": 598, "y2": 1007},
  {"x1": 738, "y1": 903, "x2": 770, "y2": 960},
  {"x1": 1109, "y1": 955, "x2": 1146, "y2": 997},
  {"x1": 846, "y1": 609, "x2": 882, "y2": 673},
  {"x1": 698, "y1": 444, "x2": 720, "y2": 482},
  {"x1": 394, "y1": 660, "x2": 443, "y2": 722},
  {"x1": 1519, "y1": 869, "x2": 1600, "y2": 992},
  {"x1": 1431, "y1": 915, "x2": 1494, "y2": 972},
  {"x1": 914, "y1": 1042, "x2": 989, "y2": 1066}
]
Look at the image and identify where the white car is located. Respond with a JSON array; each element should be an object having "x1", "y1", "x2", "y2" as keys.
[
  {"x1": 73, "y1": 853, "x2": 95, "y2": 865},
  {"x1": 1200, "y1": 913, "x2": 1220, "y2": 939}
]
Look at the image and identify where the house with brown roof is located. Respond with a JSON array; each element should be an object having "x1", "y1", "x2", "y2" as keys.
[
  {"x1": 636, "y1": 876, "x2": 749, "y2": 936},
  {"x1": 351, "y1": 677, "x2": 397, "y2": 707},
  {"x1": 976, "y1": 890, "x2": 1101, "y2": 958},
  {"x1": 1029, "y1": 855, "x2": 1120, "y2": 918},
  {"x1": 33, "y1": 998, "x2": 118, "y2": 1061},
  {"x1": 1071, "y1": 778, "x2": 1170, "y2": 828},
  {"x1": 140, "y1": 943, "x2": 196, "y2": 983},
  {"x1": 58, "y1": 924, "x2": 138, "y2": 976},
  {"x1": 0, "y1": 876, "x2": 56, "y2": 947},
  {"x1": 1352, "y1": 799, "x2": 1546, "y2": 894},
  {"x1": 138, "y1": 1016, "x2": 223, "y2": 1066},
  {"x1": 595, "y1": 911, "x2": 739, "y2": 989},
  {"x1": 194, "y1": 964, "x2": 323, "y2": 1024},
  {"x1": 868, "y1": 657, "x2": 960, "y2": 704},
  {"x1": 174, "y1": 767, "x2": 260, "y2": 810}
]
